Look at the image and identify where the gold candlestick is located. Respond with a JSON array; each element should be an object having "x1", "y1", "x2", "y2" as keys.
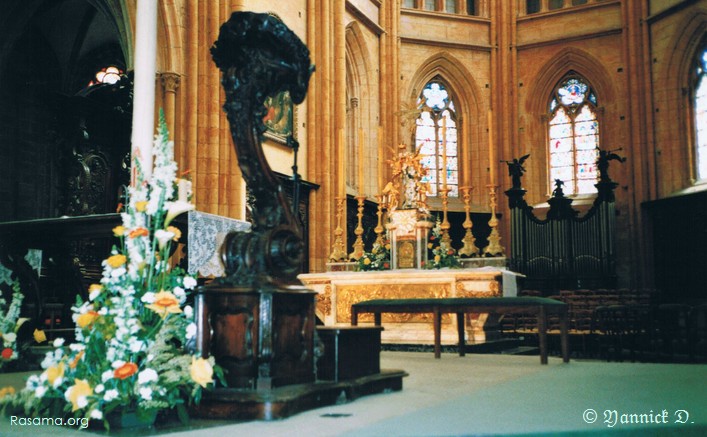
[
  {"x1": 439, "y1": 187, "x2": 452, "y2": 247},
  {"x1": 483, "y1": 185, "x2": 504, "y2": 257},
  {"x1": 374, "y1": 194, "x2": 385, "y2": 247},
  {"x1": 328, "y1": 197, "x2": 347, "y2": 261},
  {"x1": 349, "y1": 195, "x2": 366, "y2": 260},
  {"x1": 458, "y1": 186, "x2": 480, "y2": 257}
]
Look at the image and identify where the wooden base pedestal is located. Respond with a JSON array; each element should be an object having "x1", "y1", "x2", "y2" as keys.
[
  {"x1": 191, "y1": 370, "x2": 406, "y2": 421},
  {"x1": 316, "y1": 326, "x2": 383, "y2": 382}
]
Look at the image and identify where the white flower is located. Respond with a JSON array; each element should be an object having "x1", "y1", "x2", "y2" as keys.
[
  {"x1": 138, "y1": 368, "x2": 158, "y2": 385},
  {"x1": 89, "y1": 289, "x2": 101, "y2": 301},
  {"x1": 111, "y1": 267, "x2": 127, "y2": 278},
  {"x1": 129, "y1": 340, "x2": 143, "y2": 353},
  {"x1": 141, "y1": 292, "x2": 156, "y2": 304},
  {"x1": 103, "y1": 389, "x2": 119, "y2": 402},
  {"x1": 155, "y1": 229, "x2": 175, "y2": 250},
  {"x1": 53, "y1": 377, "x2": 64, "y2": 389},
  {"x1": 173, "y1": 286, "x2": 185, "y2": 298},
  {"x1": 183, "y1": 276, "x2": 197, "y2": 289},
  {"x1": 139, "y1": 387, "x2": 152, "y2": 401},
  {"x1": 3, "y1": 332, "x2": 16, "y2": 343},
  {"x1": 77, "y1": 396, "x2": 88, "y2": 409},
  {"x1": 95, "y1": 384, "x2": 105, "y2": 394},
  {"x1": 69, "y1": 343, "x2": 85, "y2": 352},
  {"x1": 90, "y1": 410, "x2": 103, "y2": 420},
  {"x1": 112, "y1": 360, "x2": 125, "y2": 370},
  {"x1": 53, "y1": 338, "x2": 65, "y2": 347},
  {"x1": 35, "y1": 386, "x2": 46, "y2": 398},
  {"x1": 186, "y1": 323, "x2": 197, "y2": 340},
  {"x1": 101, "y1": 370, "x2": 114, "y2": 383},
  {"x1": 184, "y1": 305, "x2": 193, "y2": 319},
  {"x1": 164, "y1": 200, "x2": 195, "y2": 226}
]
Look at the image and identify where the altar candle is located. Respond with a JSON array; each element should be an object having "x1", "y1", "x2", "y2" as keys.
[
  {"x1": 377, "y1": 126, "x2": 383, "y2": 193},
  {"x1": 358, "y1": 128, "x2": 365, "y2": 195},
  {"x1": 488, "y1": 109, "x2": 496, "y2": 186},
  {"x1": 442, "y1": 116, "x2": 447, "y2": 190}
]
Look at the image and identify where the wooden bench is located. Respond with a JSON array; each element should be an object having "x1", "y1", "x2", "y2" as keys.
[{"x1": 351, "y1": 297, "x2": 569, "y2": 364}]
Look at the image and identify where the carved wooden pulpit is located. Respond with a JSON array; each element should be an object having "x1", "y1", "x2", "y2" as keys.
[{"x1": 194, "y1": 12, "x2": 317, "y2": 391}]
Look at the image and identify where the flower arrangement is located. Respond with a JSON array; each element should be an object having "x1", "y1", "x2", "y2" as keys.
[
  {"x1": 357, "y1": 237, "x2": 391, "y2": 271},
  {"x1": 426, "y1": 218, "x2": 460, "y2": 269},
  {"x1": 1, "y1": 115, "x2": 219, "y2": 429},
  {"x1": 0, "y1": 281, "x2": 23, "y2": 370}
]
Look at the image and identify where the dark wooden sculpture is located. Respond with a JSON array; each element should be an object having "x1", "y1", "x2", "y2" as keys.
[
  {"x1": 195, "y1": 12, "x2": 317, "y2": 392},
  {"x1": 191, "y1": 13, "x2": 404, "y2": 420}
]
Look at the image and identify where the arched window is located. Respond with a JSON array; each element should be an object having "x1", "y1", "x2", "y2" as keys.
[
  {"x1": 548, "y1": 75, "x2": 599, "y2": 195},
  {"x1": 693, "y1": 43, "x2": 707, "y2": 181},
  {"x1": 415, "y1": 80, "x2": 459, "y2": 198}
]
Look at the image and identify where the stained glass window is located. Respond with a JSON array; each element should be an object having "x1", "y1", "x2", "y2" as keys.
[
  {"x1": 548, "y1": 76, "x2": 599, "y2": 195},
  {"x1": 424, "y1": 0, "x2": 436, "y2": 11},
  {"x1": 415, "y1": 80, "x2": 459, "y2": 198},
  {"x1": 88, "y1": 66, "x2": 124, "y2": 86},
  {"x1": 695, "y1": 46, "x2": 707, "y2": 180},
  {"x1": 446, "y1": 0, "x2": 457, "y2": 14},
  {"x1": 402, "y1": 0, "x2": 416, "y2": 8}
]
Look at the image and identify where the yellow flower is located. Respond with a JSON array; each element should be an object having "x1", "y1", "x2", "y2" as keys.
[
  {"x1": 363, "y1": 258, "x2": 371, "y2": 265},
  {"x1": 46, "y1": 362, "x2": 65, "y2": 386},
  {"x1": 434, "y1": 255, "x2": 441, "y2": 263},
  {"x1": 135, "y1": 201, "x2": 148, "y2": 212},
  {"x1": 167, "y1": 226, "x2": 182, "y2": 241},
  {"x1": 190, "y1": 357, "x2": 214, "y2": 388},
  {"x1": 76, "y1": 311, "x2": 99, "y2": 328},
  {"x1": 145, "y1": 291, "x2": 182, "y2": 318},
  {"x1": 106, "y1": 254, "x2": 127, "y2": 268},
  {"x1": 66, "y1": 379, "x2": 93, "y2": 412},
  {"x1": 33, "y1": 329, "x2": 47, "y2": 344},
  {"x1": 112, "y1": 225, "x2": 126, "y2": 237},
  {"x1": 428, "y1": 243, "x2": 433, "y2": 249},
  {"x1": 0, "y1": 386, "x2": 15, "y2": 398}
]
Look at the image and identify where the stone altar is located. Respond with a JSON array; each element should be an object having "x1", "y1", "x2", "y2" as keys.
[{"x1": 299, "y1": 267, "x2": 523, "y2": 344}]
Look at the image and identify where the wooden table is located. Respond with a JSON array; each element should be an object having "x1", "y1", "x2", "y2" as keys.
[{"x1": 351, "y1": 297, "x2": 569, "y2": 364}]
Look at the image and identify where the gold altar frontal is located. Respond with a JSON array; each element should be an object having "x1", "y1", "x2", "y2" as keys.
[{"x1": 299, "y1": 268, "x2": 507, "y2": 345}]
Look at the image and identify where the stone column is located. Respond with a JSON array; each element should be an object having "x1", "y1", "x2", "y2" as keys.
[
  {"x1": 160, "y1": 72, "x2": 181, "y2": 141},
  {"x1": 131, "y1": 0, "x2": 158, "y2": 183}
]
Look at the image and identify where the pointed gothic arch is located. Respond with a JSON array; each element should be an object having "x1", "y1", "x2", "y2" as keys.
[
  {"x1": 406, "y1": 53, "x2": 482, "y2": 198},
  {"x1": 664, "y1": 9, "x2": 707, "y2": 184},
  {"x1": 345, "y1": 22, "x2": 375, "y2": 194}
]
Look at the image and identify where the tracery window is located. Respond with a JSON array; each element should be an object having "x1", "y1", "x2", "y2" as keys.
[
  {"x1": 88, "y1": 65, "x2": 124, "y2": 86},
  {"x1": 548, "y1": 76, "x2": 599, "y2": 195},
  {"x1": 693, "y1": 44, "x2": 707, "y2": 180},
  {"x1": 415, "y1": 80, "x2": 459, "y2": 198}
]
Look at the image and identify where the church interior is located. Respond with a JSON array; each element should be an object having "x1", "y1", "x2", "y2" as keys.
[{"x1": 0, "y1": 0, "x2": 706, "y2": 435}]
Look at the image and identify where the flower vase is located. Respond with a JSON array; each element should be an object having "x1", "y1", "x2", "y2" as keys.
[{"x1": 107, "y1": 408, "x2": 157, "y2": 430}]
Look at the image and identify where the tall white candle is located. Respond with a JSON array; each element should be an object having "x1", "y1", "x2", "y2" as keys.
[{"x1": 130, "y1": 0, "x2": 158, "y2": 184}]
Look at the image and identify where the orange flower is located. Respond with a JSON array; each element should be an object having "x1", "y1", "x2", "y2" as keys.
[
  {"x1": 129, "y1": 227, "x2": 149, "y2": 238},
  {"x1": 114, "y1": 362, "x2": 138, "y2": 380},
  {"x1": 166, "y1": 226, "x2": 182, "y2": 241},
  {"x1": 69, "y1": 350, "x2": 85, "y2": 369},
  {"x1": 76, "y1": 311, "x2": 99, "y2": 328},
  {"x1": 135, "y1": 201, "x2": 148, "y2": 212},
  {"x1": 106, "y1": 254, "x2": 127, "y2": 268},
  {"x1": 146, "y1": 291, "x2": 182, "y2": 318},
  {"x1": 112, "y1": 225, "x2": 126, "y2": 237}
]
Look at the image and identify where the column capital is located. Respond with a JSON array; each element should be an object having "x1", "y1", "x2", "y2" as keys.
[{"x1": 160, "y1": 72, "x2": 181, "y2": 93}]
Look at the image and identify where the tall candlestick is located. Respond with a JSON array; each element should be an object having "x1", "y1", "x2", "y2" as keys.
[
  {"x1": 442, "y1": 116, "x2": 447, "y2": 191},
  {"x1": 358, "y1": 128, "x2": 365, "y2": 195},
  {"x1": 488, "y1": 109, "x2": 496, "y2": 186},
  {"x1": 377, "y1": 126, "x2": 383, "y2": 193}
]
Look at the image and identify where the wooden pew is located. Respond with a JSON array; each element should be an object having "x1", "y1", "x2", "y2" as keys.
[{"x1": 351, "y1": 297, "x2": 570, "y2": 364}]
